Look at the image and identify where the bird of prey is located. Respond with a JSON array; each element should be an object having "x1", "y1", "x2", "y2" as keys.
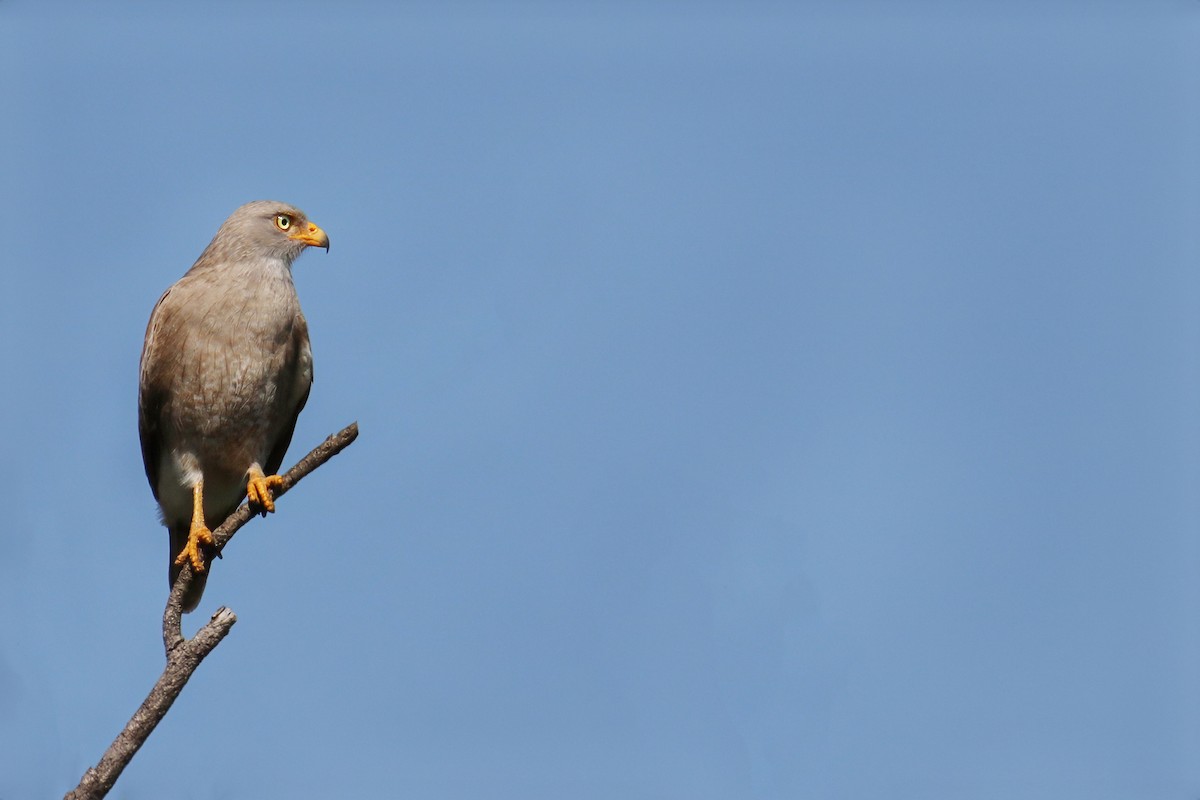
[{"x1": 138, "y1": 201, "x2": 329, "y2": 612}]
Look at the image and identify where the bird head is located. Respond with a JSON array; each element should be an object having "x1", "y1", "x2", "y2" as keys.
[{"x1": 214, "y1": 200, "x2": 330, "y2": 266}]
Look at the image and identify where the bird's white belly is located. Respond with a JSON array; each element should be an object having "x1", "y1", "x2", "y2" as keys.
[{"x1": 155, "y1": 449, "x2": 250, "y2": 530}]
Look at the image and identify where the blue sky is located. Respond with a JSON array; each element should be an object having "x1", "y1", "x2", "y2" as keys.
[{"x1": 2, "y1": 2, "x2": 1199, "y2": 797}]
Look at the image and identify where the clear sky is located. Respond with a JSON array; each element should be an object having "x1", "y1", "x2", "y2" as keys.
[{"x1": 2, "y1": 2, "x2": 1199, "y2": 798}]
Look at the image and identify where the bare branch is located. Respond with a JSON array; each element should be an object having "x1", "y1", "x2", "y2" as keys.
[
  {"x1": 66, "y1": 422, "x2": 359, "y2": 800},
  {"x1": 163, "y1": 422, "x2": 360, "y2": 652}
]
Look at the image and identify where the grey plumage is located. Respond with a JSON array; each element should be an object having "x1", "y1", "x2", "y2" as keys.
[{"x1": 139, "y1": 201, "x2": 328, "y2": 611}]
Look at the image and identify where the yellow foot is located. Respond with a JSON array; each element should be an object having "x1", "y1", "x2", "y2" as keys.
[
  {"x1": 247, "y1": 471, "x2": 285, "y2": 515},
  {"x1": 174, "y1": 522, "x2": 215, "y2": 572}
]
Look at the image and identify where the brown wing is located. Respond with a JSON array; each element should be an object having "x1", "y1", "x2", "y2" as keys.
[
  {"x1": 263, "y1": 311, "x2": 313, "y2": 476},
  {"x1": 137, "y1": 286, "x2": 178, "y2": 501}
]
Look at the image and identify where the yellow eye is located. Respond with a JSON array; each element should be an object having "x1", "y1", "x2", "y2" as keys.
[{"x1": 275, "y1": 215, "x2": 292, "y2": 231}]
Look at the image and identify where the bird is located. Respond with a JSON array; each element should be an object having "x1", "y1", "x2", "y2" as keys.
[{"x1": 138, "y1": 200, "x2": 329, "y2": 612}]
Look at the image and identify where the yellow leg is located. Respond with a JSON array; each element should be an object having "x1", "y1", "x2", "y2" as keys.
[
  {"x1": 246, "y1": 465, "x2": 285, "y2": 515},
  {"x1": 174, "y1": 482, "x2": 215, "y2": 572}
]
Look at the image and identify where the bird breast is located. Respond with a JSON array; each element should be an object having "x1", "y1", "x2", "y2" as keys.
[{"x1": 166, "y1": 259, "x2": 308, "y2": 470}]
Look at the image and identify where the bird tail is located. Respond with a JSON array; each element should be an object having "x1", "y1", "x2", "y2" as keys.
[{"x1": 169, "y1": 526, "x2": 209, "y2": 614}]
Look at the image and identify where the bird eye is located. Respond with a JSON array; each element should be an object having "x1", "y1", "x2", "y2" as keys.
[{"x1": 275, "y1": 215, "x2": 292, "y2": 231}]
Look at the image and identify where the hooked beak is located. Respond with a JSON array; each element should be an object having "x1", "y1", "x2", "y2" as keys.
[{"x1": 290, "y1": 221, "x2": 330, "y2": 252}]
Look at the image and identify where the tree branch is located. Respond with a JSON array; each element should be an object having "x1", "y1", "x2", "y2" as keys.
[
  {"x1": 162, "y1": 422, "x2": 360, "y2": 652},
  {"x1": 65, "y1": 422, "x2": 359, "y2": 800}
]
